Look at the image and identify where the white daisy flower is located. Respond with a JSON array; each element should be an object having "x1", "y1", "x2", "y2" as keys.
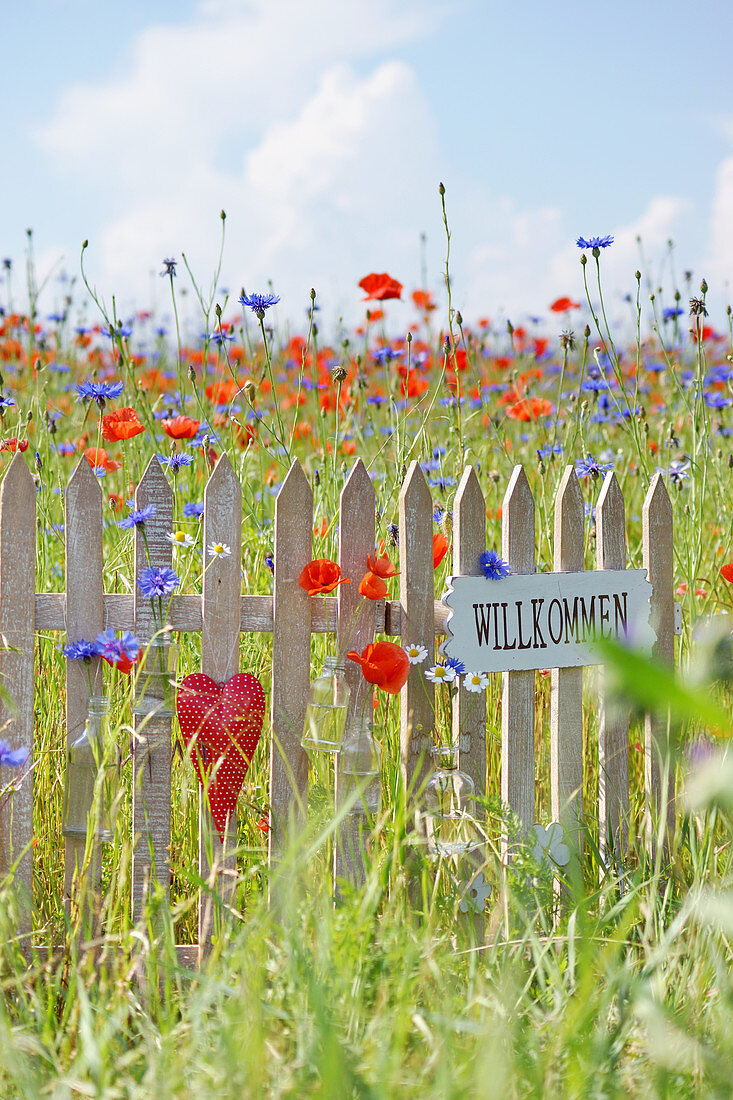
[
  {"x1": 207, "y1": 541, "x2": 232, "y2": 558},
  {"x1": 463, "y1": 671, "x2": 489, "y2": 693},
  {"x1": 166, "y1": 530, "x2": 195, "y2": 549},
  {"x1": 405, "y1": 643, "x2": 428, "y2": 664},
  {"x1": 424, "y1": 664, "x2": 456, "y2": 684}
]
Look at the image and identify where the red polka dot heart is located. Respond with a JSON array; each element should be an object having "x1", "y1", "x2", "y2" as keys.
[{"x1": 176, "y1": 672, "x2": 266, "y2": 842}]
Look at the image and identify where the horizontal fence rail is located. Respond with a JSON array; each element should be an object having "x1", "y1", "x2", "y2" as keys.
[{"x1": 0, "y1": 452, "x2": 676, "y2": 962}]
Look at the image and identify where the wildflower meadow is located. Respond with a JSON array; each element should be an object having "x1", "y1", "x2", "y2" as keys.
[{"x1": 2, "y1": 201, "x2": 733, "y2": 1098}]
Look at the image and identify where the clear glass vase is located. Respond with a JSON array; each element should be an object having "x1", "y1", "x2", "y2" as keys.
[
  {"x1": 301, "y1": 656, "x2": 351, "y2": 753},
  {"x1": 132, "y1": 636, "x2": 178, "y2": 718},
  {"x1": 339, "y1": 715, "x2": 382, "y2": 816},
  {"x1": 418, "y1": 744, "x2": 479, "y2": 858},
  {"x1": 62, "y1": 696, "x2": 119, "y2": 843}
]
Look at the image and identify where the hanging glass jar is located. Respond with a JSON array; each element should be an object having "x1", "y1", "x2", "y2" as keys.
[
  {"x1": 301, "y1": 656, "x2": 351, "y2": 753},
  {"x1": 62, "y1": 696, "x2": 120, "y2": 842},
  {"x1": 339, "y1": 714, "x2": 382, "y2": 816},
  {"x1": 132, "y1": 635, "x2": 178, "y2": 718},
  {"x1": 417, "y1": 744, "x2": 480, "y2": 858}
]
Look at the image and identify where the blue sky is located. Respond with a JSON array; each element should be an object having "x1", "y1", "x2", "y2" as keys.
[{"x1": 2, "y1": 0, "x2": 733, "y2": 333}]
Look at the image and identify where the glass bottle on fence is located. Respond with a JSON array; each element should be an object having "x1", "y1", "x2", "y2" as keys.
[
  {"x1": 338, "y1": 714, "x2": 382, "y2": 815},
  {"x1": 62, "y1": 697, "x2": 119, "y2": 842},
  {"x1": 301, "y1": 656, "x2": 351, "y2": 753},
  {"x1": 418, "y1": 743, "x2": 479, "y2": 858}
]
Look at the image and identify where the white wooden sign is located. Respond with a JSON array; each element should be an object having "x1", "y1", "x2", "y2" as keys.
[{"x1": 440, "y1": 569, "x2": 655, "y2": 673}]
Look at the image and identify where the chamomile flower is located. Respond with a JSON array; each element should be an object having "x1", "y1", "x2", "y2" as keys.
[
  {"x1": 424, "y1": 663, "x2": 456, "y2": 684},
  {"x1": 463, "y1": 671, "x2": 489, "y2": 693},
  {"x1": 166, "y1": 530, "x2": 195, "y2": 549},
  {"x1": 405, "y1": 643, "x2": 428, "y2": 664},
  {"x1": 207, "y1": 541, "x2": 232, "y2": 558}
]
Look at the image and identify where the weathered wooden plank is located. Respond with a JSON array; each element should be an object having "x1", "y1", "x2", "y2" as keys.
[
  {"x1": 399, "y1": 462, "x2": 435, "y2": 799},
  {"x1": 335, "y1": 460, "x2": 377, "y2": 889},
  {"x1": 452, "y1": 466, "x2": 486, "y2": 797},
  {"x1": 64, "y1": 459, "x2": 105, "y2": 919},
  {"x1": 501, "y1": 466, "x2": 535, "y2": 853},
  {"x1": 269, "y1": 461, "x2": 312, "y2": 874},
  {"x1": 596, "y1": 471, "x2": 629, "y2": 863},
  {"x1": 642, "y1": 473, "x2": 675, "y2": 847},
  {"x1": 0, "y1": 454, "x2": 36, "y2": 929},
  {"x1": 131, "y1": 458, "x2": 174, "y2": 918},
  {"x1": 199, "y1": 454, "x2": 243, "y2": 950},
  {"x1": 550, "y1": 467, "x2": 584, "y2": 855},
  {"x1": 34, "y1": 592, "x2": 403, "y2": 636}
]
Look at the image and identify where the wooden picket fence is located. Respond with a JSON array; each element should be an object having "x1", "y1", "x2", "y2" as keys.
[{"x1": 0, "y1": 451, "x2": 675, "y2": 962}]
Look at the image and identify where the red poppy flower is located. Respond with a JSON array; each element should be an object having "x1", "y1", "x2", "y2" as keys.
[
  {"x1": 101, "y1": 406, "x2": 146, "y2": 442},
  {"x1": 433, "y1": 532, "x2": 449, "y2": 569},
  {"x1": 506, "y1": 397, "x2": 553, "y2": 421},
  {"x1": 411, "y1": 289, "x2": 437, "y2": 312},
  {"x1": 358, "y1": 273, "x2": 403, "y2": 301},
  {"x1": 721, "y1": 563, "x2": 733, "y2": 584},
  {"x1": 358, "y1": 571, "x2": 388, "y2": 600},
  {"x1": 367, "y1": 552, "x2": 399, "y2": 578},
  {"x1": 298, "y1": 559, "x2": 349, "y2": 595},
  {"x1": 0, "y1": 437, "x2": 29, "y2": 452},
  {"x1": 347, "y1": 641, "x2": 410, "y2": 694},
  {"x1": 162, "y1": 415, "x2": 200, "y2": 440},
  {"x1": 84, "y1": 447, "x2": 121, "y2": 472},
  {"x1": 102, "y1": 652, "x2": 138, "y2": 675},
  {"x1": 550, "y1": 296, "x2": 580, "y2": 312}
]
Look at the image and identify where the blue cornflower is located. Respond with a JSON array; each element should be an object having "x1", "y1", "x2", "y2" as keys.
[
  {"x1": 210, "y1": 328, "x2": 235, "y2": 345},
  {"x1": 664, "y1": 459, "x2": 691, "y2": 484},
  {"x1": 264, "y1": 550, "x2": 274, "y2": 573},
  {"x1": 0, "y1": 397, "x2": 15, "y2": 410},
  {"x1": 157, "y1": 453, "x2": 194, "y2": 470},
  {"x1": 239, "y1": 292, "x2": 280, "y2": 318},
  {"x1": 183, "y1": 501, "x2": 204, "y2": 519},
  {"x1": 118, "y1": 504, "x2": 157, "y2": 529},
  {"x1": 537, "y1": 443, "x2": 563, "y2": 460},
  {"x1": 75, "y1": 379, "x2": 124, "y2": 409},
  {"x1": 705, "y1": 392, "x2": 732, "y2": 410},
  {"x1": 663, "y1": 306, "x2": 684, "y2": 321},
  {"x1": 444, "y1": 656, "x2": 466, "y2": 676},
  {"x1": 386, "y1": 522, "x2": 399, "y2": 546},
  {"x1": 96, "y1": 628, "x2": 140, "y2": 666},
  {"x1": 576, "y1": 235, "x2": 614, "y2": 251},
  {"x1": 63, "y1": 638, "x2": 101, "y2": 662},
  {"x1": 479, "y1": 550, "x2": 511, "y2": 580},
  {"x1": 575, "y1": 454, "x2": 613, "y2": 479},
  {"x1": 372, "y1": 346, "x2": 403, "y2": 365},
  {"x1": 161, "y1": 258, "x2": 177, "y2": 277},
  {"x1": 0, "y1": 740, "x2": 29, "y2": 768},
  {"x1": 138, "y1": 566, "x2": 180, "y2": 599}
]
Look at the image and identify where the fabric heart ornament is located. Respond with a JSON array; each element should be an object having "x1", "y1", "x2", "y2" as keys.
[{"x1": 176, "y1": 672, "x2": 266, "y2": 841}]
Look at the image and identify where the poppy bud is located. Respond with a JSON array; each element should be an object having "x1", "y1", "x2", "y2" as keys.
[
  {"x1": 456, "y1": 311, "x2": 463, "y2": 326},
  {"x1": 580, "y1": 253, "x2": 587, "y2": 266},
  {"x1": 215, "y1": 303, "x2": 222, "y2": 318},
  {"x1": 701, "y1": 279, "x2": 708, "y2": 295},
  {"x1": 188, "y1": 364, "x2": 196, "y2": 382},
  {"x1": 635, "y1": 270, "x2": 641, "y2": 281},
  {"x1": 439, "y1": 182, "x2": 445, "y2": 196},
  {"x1": 584, "y1": 324, "x2": 591, "y2": 338}
]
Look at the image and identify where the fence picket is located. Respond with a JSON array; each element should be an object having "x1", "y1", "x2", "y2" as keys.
[
  {"x1": 596, "y1": 471, "x2": 629, "y2": 861},
  {"x1": 0, "y1": 454, "x2": 36, "y2": 928},
  {"x1": 269, "y1": 461, "x2": 312, "y2": 875},
  {"x1": 501, "y1": 465, "x2": 535, "y2": 852},
  {"x1": 642, "y1": 473, "x2": 675, "y2": 846},
  {"x1": 335, "y1": 460, "x2": 376, "y2": 888},
  {"x1": 452, "y1": 466, "x2": 486, "y2": 797},
  {"x1": 64, "y1": 458, "x2": 104, "y2": 914},
  {"x1": 550, "y1": 467, "x2": 585, "y2": 854},
  {"x1": 132, "y1": 457, "x2": 174, "y2": 918},
  {"x1": 199, "y1": 454, "x2": 243, "y2": 949},
  {"x1": 398, "y1": 462, "x2": 435, "y2": 801}
]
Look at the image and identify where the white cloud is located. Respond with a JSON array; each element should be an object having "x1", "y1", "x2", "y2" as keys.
[
  {"x1": 30, "y1": 0, "x2": 702, "y2": 332},
  {"x1": 704, "y1": 155, "x2": 733, "y2": 300}
]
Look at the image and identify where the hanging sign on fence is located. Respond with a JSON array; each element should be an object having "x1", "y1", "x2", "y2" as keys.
[{"x1": 440, "y1": 569, "x2": 655, "y2": 673}]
